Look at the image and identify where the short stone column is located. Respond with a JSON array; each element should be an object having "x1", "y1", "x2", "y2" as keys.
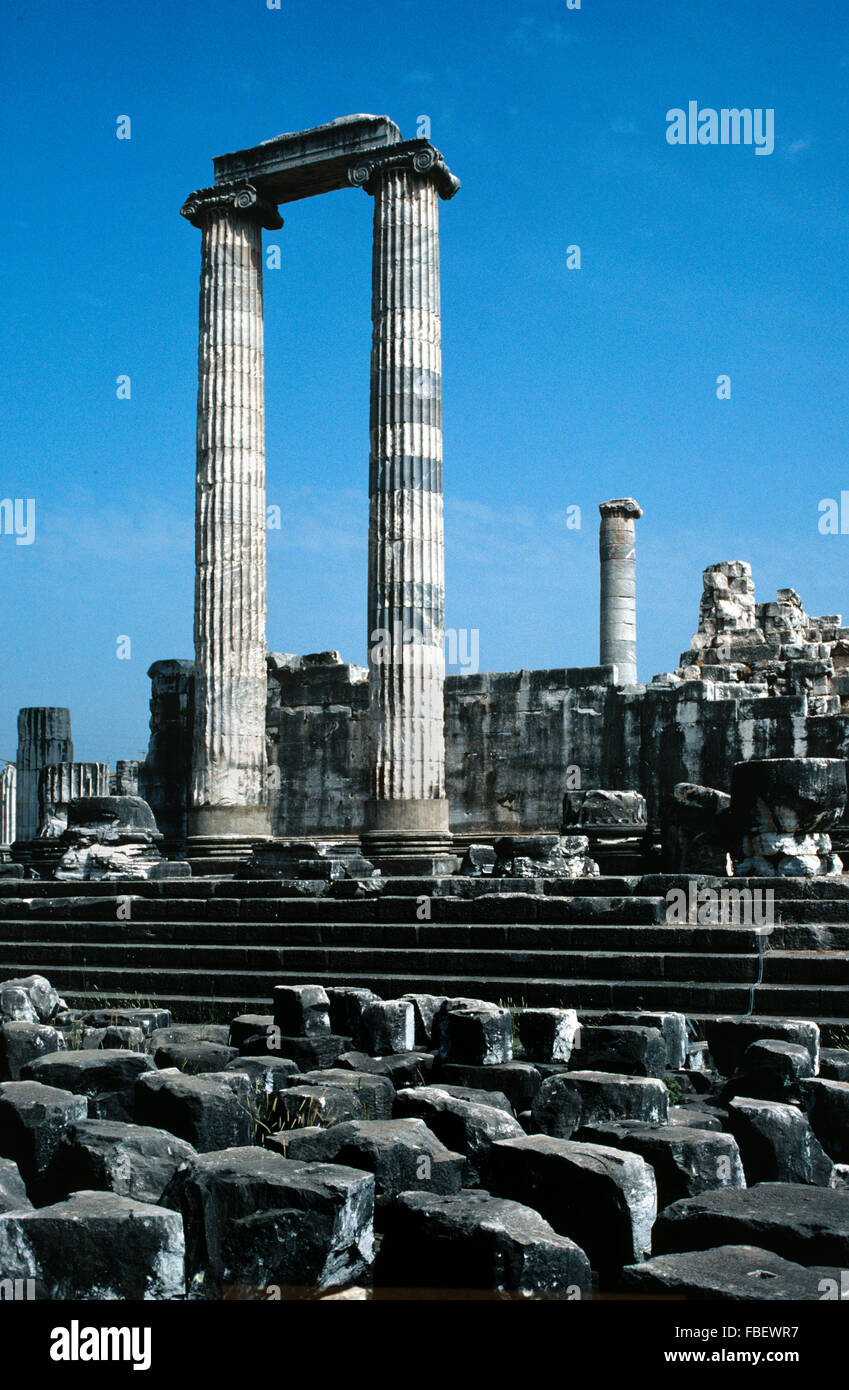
[
  {"x1": 114, "y1": 760, "x2": 140, "y2": 796},
  {"x1": 38, "y1": 762, "x2": 110, "y2": 825},
  {"x1": 349, "y1": 142, "x2": 460, "y2": 859},
  {"x1": 599, "y1": 498, "x2": 643, "y2": 686},
  {"x1": 0, "y1": 764, "x2": 16, "y2": 849},
  {"x1": 15, "y1": 708, "x2": 73, "y2": 843},
  {"x1": 181, "y1": 182, "x2": 283, "y2": 841}
]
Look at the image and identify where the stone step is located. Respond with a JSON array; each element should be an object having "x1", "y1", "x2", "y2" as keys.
[
  {"x1": 0, "y1": 894, "x2": 671, "y2": 925},
  {"x1": 27, "y1": 966, "x2": 845, "y2": 1022},
  {"x1": 0, "y1": 919, "x2": 772, "y2": 950},
  {"x1": 0, "y1": 938, "x2": 844, "y2": 985}
]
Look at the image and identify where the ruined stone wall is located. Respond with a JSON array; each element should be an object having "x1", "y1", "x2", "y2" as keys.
[{"x1": 141, "y1": 564, "x2": 849, "y2": 837}]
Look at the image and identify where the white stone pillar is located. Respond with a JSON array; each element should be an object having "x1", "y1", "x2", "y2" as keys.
[
  {"x1": 181, "y1": 183, "x2": 282, "y2": 840},
  {"x1": 15, "y1": 708, "x2": 73, "y2": 842},
  {"x1": 599, "y1": 498, "x2": 643, "y2": 686},
  {"x1": 0, "y1": 764, "x2": 16, "y2": 848},
  {"x1": 349, "y1": 143, "x2": 460, "y2": 856}
]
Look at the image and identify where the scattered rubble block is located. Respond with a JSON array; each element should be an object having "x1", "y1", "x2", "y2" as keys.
[
  {"x1": 722, "y1": 1040, "x2": 818, "y2": 1104},
  {"x1": 268, "y1": 1118, "x2": 464, "y2": 1201},
  {"x1": 295, "y1": 1069, "x2": 395, "y2": 1120},
  {"x1": 161, "y1": 1147, "x2": 373, "y2": 1298},
  {"x1": 326, "y1": 986, "x2": 379, "y2": 1037},
  {"x1": 600, "y1": 1012, "x2": 688, "y2": 1070},
  {"x1": 358, "y1": 999, "x2": 415, "y2": 1054},
  {"x1": 223, "y1": 1056, "x2": 300, "y2": 1095},
  {"x1": 44, "y1": 1119, "x2": 196, "y2": 1204},
  {"x1": 0, "y1": 1157, "x2": 32, "y2": 1213},
  {"x1": 399, "y1": 993, "x2": 448, "y2": 1047},
  {"x1": 569, "y1": 1025, "x2": 667, "y2": 1079},
  {"x1": 730, "y1": 758, "x2": 846, "y2": 876},
  {"x1": 394, "y1": 1085, "x2": 524, "y2": 1184},
  {"x1": 228, "y1": 1014, "x2": 278, "y2": 1054},
  {"x1": 831, "y1": 1165, "x2": 849, "y2": 1190},
  {"x1": 0, "y1": 1190, "x2": 185, "y2": 1298},
  {"x1": 423, "y1": 1083, "x2": 513, "y2": 1115},
  {"x1": 431, "y1": 1061, "x2": 540, "y2": 1111},
  {"x1": 653, "y1": 1183, "x2": 849, "y2": 1266},
  {"x1": 82, "y1": 1025, "x2": 146, "y2": 1051},
  {"x1": 334, "y1": 1049, "x2": 433, "y2": 1088},
  {"x1": 726, "y1": 1098, "x2": 833, "y2": 1186},
  {"x1": 435, "y1": 999, "x2": 513, "y2": 1065},
  {"x1": 0, "y1": 1080, "x2": 88, "y2": 1188},
  {"x1": 0, "y1": 974, "x2": 67, "y2": 1025},
  {"x1": 459, "y1": 845, "x2": 496, "y2": 875},
  {"x1": 85, "y1": 1006, "x2": 171, "y2": 1036},
  {"x1": 820, "y1": 1048, "x2": 849, "y2": 1082},
  {"x1": 533, "y1": 1071, "x2": 668, "y2": 1136},
  {"x1": 378, "y1": 1190, "x2": 593, "y2": 1296},
  {"x1": 621, "y1": 1244, "x2": 845, "y2": 1300},
  {"x1": 23, "y1": 1049, "x2": 156, "y2": 1122},
  {"x1": 492, "y1": 833, "x2": 599, "y2": 879},
  {"x1": 705, "y1": 1018, "x2": 821, "y2": 1078},
  {"x1": 668, "y1": 1106, "x2": 722, "y2": 1131},
  {"x1": 272, "y1": 984, "x2": 331, "y2": 1036},
  {"x1": 800, "y1": 1078, "x2": 849, "y2": 1160},
  {"x1": 516, "y1": 1008, "x2": 579, "y2": 1063},
  {"x1": 576, "y1": 1122, "x2": 745, "y2": 1204},
  {"x1": 152, "y1": 1041, "x2": 240, "y2": 1074},
  {"x1": 662, "y1": 783, "x2": 732, "y2": 874},
  {"x1": 488, "y1": 1135, "x2": 656, "y2": 1277},
  {"x1": 0, "y1": 1021, "x2": 64, "y2": 1080},
  {"x1": 134, "y1": 1071, "x2": 253, "y2": 1152},
  {"x1": 150, "y1": 1023, "x2": 231, "y2": 1048}
]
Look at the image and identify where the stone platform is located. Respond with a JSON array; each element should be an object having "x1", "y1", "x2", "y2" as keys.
[{"x1": 0, "y1": 874, "x2": 846, "y2": 1033}]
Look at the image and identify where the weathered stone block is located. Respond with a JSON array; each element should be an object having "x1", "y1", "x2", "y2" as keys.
[
  {"x1": 0, "y1": 1080, "x2": 87, "y2": 1187},
  {"x1": 653, "y1": 1183, "x2": 849, "y2": 1266},
  {"x1": 705, "y1": 1018, "x2": 821, "y2": 1078},
  {"x1": 570, "y1": 1025, "x2": 667, "y2": 1079},
  {"x1": 435, "y1": 1000, "x2": 513, "y2": 1066},
  {"x1": 0, "y1": 1021, "x2": 64, "y2": 1081},
  {"x1": 621, "y1": 1244, "x2": 844, "y2": 1300},
  {"x1": 134, "y1": 1071, "x2": 253, "y2": 1152},
  {"x1": 432, "y1": 1060, "x2": 540, "y2": 1110},
  {"x1": 0, "y1": 1190, "x2": 185, "y2": 1299},
  {"x1": 45, "y1": 1119, "x2": 197, "y2": 1204},
  {"x1": 378, "y1": 1190, "x2": 592, "y2": 1296},
  {"x1": 394, "y1": 1085, "x2": 524, "y2": 1185},
  {"x1": 152, "y1": 1041, "x2": 240, "y2": 1074},
  {"x1": 272, "y1": 984, "x2": 331, "y2": 1037},
  {"x1": 488, "y1": 1135, "x2": 656, "y2": 1276},
  {"x1": 800, "y1": 1078, "x2": 849, "y2": 1161},
  {"x1": 534, "y1": 1071, "x2": 668, "y2": 1134},
  {"x1": 517, "y1": 1008, "x2": 579, "y2": 1063},
  {"x1": 0, "y1": 1157, "x2": 32, "y2": 1214},
  {"x1": 22, "y1": 1049, "x2": 155, "y2": 1123},
  {"x1": 576, "y1": 1122, "x2": 745, "y2": 1205},
  {"x1": 358, "y1": 1000, "x2": 415, "y2": 1055},
  {"x1": 600, "y1": 1012, "x2": 688, "y2": 1070},
  {"x1": 161, "y1": 1147, "x2": 374, "y2": 1298},
  {"x1": 326, "y1": 986, "x2": 379, "y2": 1037},
  {"x1": 726, "y1": 1098, "x2": 833, "y2": 1186},
  {"x1": 268, "y1": 1118, "x2": 464, "y2": 1201}
]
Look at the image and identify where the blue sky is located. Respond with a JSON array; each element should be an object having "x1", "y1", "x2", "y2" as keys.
[{"x1": 1, "y1": 0, "x2": 847, "y2": 766}]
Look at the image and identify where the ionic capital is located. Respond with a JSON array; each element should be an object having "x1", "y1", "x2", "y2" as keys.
[
  {"x1": 180, "y1": 181, "x2": 284, "y2": 230},
  {"x1": 347, "y1": 141, "x2": 461, "y2": 200},
  {"x1": 599, "y1": 497, "x2": 643, "y2": 521}
]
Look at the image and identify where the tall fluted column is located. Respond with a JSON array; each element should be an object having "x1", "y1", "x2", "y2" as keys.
[
  {"x1": 15, "y1": 708, "x2": 73, "y2": 842},
  {"x1": 0, "y1": 764, "x2": 16, "y2": 850},
  {"x1": 181, "y1": 183, "x2": 283, "y2": 840},
  {"x1": 599, "y1": 498, "x2": 643, "y2": 686},
  {"x1": 350, "y1": 143, "x2": 460, "y2": 857}
]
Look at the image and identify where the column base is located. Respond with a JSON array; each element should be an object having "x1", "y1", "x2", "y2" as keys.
[
  {"x1": 361, "y1": 799, "x2": 459, "y2": 874},
  {"x1": 187, "y1": 805, "x2": 271, "y2": 839}
]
